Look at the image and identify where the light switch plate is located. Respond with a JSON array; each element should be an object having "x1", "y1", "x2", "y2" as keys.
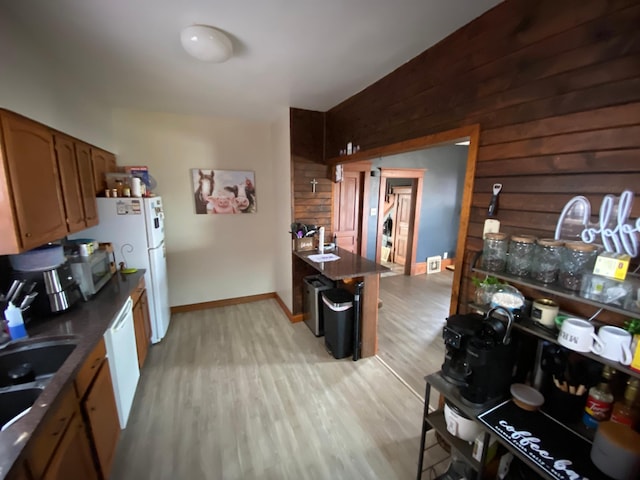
[{"x1": 370, "y1": 208, "x2": 377, "y2": 216}]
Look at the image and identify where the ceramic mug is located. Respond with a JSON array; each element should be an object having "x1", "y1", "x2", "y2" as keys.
[
  {"x1": 596, "y1": 325, "x2": 633, "y2": 365},
  {"x1": 558, "y1": 318, "x2": 604, "y2": 353}
]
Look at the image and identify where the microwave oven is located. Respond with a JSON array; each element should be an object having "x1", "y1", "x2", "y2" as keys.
[{"x1": 68, "y1": 249, "x2": 114, "y2": 299}]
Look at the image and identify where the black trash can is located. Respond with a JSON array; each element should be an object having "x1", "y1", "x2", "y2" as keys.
[{"x1": 322, "y1": 288, "x2": 354, "y2": 359}]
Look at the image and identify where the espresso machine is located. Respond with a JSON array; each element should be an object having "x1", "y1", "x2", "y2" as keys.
[{"x1": 442, "y1": 307, "x2": 516, "y2": 406}]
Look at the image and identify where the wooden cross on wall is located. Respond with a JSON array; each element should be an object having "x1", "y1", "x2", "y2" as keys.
[{"x1": 310, "y1": 178, "x2": 318, "y2": 193}]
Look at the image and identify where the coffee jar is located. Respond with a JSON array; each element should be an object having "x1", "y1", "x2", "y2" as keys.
[
  {"x1": 531, "y1": 238, "x2": 564, "y2": 284},
  {"x1": 506, "y1": 235, "x2": 537, "y2": 277},
  {"x1": 559, "y1": 241, "x2": 598, "y2": 291},
  {"x1": 482, "y1": 232, "x2": 508, "y2": 273}
]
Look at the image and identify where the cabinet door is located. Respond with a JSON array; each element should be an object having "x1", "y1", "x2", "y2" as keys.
[
  {"x1": 83, "y1": 360, "x2": 120, "y2": 479},
  {"x1": 42, "y1": 411, "x2": 98, "y2": 480},
  {"x1": 133, "y1": 293, "x2": 149, "y2": 368},
  {"x1": 141, "y1": 290, "x2": 152, "y2": 347},
  {"x1": 90, "y1": 148, "x2": 117, "y2": 195},
  {"x1": 75, "y1": 142, "x2": 98, "y2": 227},
  {"x1": 53, "y1": 134, "x2": 85, "y2": 233},
  {"x1": 0, "y1": 112, "x2": 67, "y2": 249}
]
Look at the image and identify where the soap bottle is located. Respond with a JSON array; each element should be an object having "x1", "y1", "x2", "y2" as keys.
[{"x1": 4, "y1": 302, "x2": 27, "y2": 340}]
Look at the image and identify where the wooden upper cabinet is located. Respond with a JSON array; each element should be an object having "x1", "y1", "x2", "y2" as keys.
[
  {"x1": 0, "y1": 111, "x2": 67, "y2": 251},
  {"x1": 75, "y1": 142, "x2": 98, "y2": 227},
  {"x1": 91, "y1": 148, "x2": 117, "y2": 195},
  {"x1": 54, "y1": 134, "x2": 85, "y2": 232}
]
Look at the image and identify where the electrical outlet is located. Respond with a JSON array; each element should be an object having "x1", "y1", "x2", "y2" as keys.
[
  {"x1": 370, "y1": 208, "x2": 377, "y2": 216},
  {"x1": 443, "y1": 252, "x2": 448, "y2": 259}
]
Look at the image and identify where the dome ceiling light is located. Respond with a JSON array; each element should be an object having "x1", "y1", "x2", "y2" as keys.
[{"x1": 180, "y1": 25, "x2": 233, "y2": 63}]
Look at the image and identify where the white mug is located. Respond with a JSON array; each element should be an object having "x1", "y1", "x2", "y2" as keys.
[
  {"x1": 595, "y1": 325, "x2": 632, "y2": 365},
  {"x1": 558, "y1": 318, "x2": 604, "y2": 353}
]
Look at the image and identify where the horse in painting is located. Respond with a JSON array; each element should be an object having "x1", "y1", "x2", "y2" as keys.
[{"x1": 194, "y1": 169, "x2": 214, "y2": 214}]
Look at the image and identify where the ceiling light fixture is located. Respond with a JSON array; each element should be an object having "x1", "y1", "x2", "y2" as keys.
[{"x1": 180, "y1": 25, "x2": 232, "y2": 63}]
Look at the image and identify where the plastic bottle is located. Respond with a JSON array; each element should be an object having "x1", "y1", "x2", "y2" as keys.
[
  {"x1": 4, "y1": 302, "x2": 27, "y2": 340},
  {"x1": 583, "y1": 365, "x2": 615, "y2": 429}
]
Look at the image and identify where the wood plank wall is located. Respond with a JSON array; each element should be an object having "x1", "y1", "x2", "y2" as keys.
[
  {"x1": 294, "y1": 0, "x2": 640, "y2": 325},
  {"x1": 290, "y1": 109, "x2": 334, "y2": 313}
]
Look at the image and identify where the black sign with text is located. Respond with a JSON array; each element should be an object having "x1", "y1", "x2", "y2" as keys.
[{"x1": 478, "y1": 400, "x2": 610, "y2": 480}]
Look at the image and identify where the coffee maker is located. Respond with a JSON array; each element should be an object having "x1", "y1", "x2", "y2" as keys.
[
  {"x1": 442, "y1": 307, "x2": 516, "y2": 406},
  {"x1": 442, "y1": 312, "x2": 484, "y2": 386},
  {"x1": 12, "y1": 262, "x2": 83, "y2": 318}
]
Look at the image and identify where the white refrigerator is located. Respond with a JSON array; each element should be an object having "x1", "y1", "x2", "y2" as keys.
[{"x1": 70, "y1": 197, "x2": 171, "y2": 343}]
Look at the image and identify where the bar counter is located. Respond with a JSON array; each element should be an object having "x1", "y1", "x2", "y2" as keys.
[{"x1": 294, "y1": 247, "x2": 388, "y2": 358}]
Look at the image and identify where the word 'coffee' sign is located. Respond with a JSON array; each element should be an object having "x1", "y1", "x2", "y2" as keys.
[{"x1": 555, "y1": 190, "x2": 639, "y2": 257}]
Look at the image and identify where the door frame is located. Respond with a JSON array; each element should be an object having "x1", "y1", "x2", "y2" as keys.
[
  {"x1": 376, "y1": 168, "x2": 425, "y2": 276},
  {"x1": 328, "y1": 124, "x2": 479, "y2": 315}
]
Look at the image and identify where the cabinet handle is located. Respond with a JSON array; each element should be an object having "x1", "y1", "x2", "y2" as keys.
[
  {"x1": 90, "y1": 357, "x2": 102, "y2": 370},
  {"x1": 25, "y1": 233, "x2": 32, "y2": 238}
]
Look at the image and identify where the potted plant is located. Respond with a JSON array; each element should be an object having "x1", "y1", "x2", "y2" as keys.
[
  {"x1": 472, "y1": 275, "x2": 506, "y2": 306},
  {"x1": 624, "y1": 318, "x2": 640, "y2": 372}
]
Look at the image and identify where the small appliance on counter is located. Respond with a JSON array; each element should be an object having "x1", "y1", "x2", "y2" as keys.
[
  {"x1": 65, "y1": 244, "x2": 114, "y2": 299},
  {"x1": 11, "y1": 262, "x2": 83, "y2": 317},
  {"x1": 8, "y1": 244, "x2": 83, "y2": 318},
  {"x1": 441, "y1": 308, "x2": 517, "y2": 407}
]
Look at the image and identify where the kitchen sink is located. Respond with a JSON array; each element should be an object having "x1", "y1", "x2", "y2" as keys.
[
  {"x1": 0, "y1": 386, "x2": 44, "y2": 430},
  {"x1": 0, "y1": 337, "x2": 77, "y2": 388}
]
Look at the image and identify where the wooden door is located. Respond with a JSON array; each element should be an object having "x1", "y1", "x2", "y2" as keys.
[
  {"x1": 332, "y1": 170, "x2": 361, "y2": 253},
  {"x1": 42, "y1": 411, "x2": 98, "y2": 480},
  {"x1": 392, "y1": 188, "x2": 412, "y2": 266},
  {"x1": 54, "y1": 135, "x2": 85, "y2": 233},
  {"x1": 75, "y1": 142, "x2": 98, "y2": 227},
  {"x1": 0, "y1": 112, "x2": 67, "y2": 249},
  {"x1": 83, "y1": 361, "x2": 120, "y2": 479},
  {"x1": 90, "y1": 148, "x2": 116, "y2": 195}
]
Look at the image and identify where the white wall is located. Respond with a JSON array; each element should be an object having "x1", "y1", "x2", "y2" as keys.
[
  {"x1": 270, "y1": 109, "x2": 293, "y2": 311},
  {"x1": 112, "y1": 109, "x2": 282, "y2": 307},
  {"x1": 0, "y1": 14, "x2": 113, "y2": 150}
]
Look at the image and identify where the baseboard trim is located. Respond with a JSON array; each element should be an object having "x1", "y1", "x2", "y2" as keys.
[
  {"x1": 171, "y1": 293, "x2": 275, "y2": 313},
  {"x1": 273, "y1": 293, "x2": 304, "y2": 323},
  {"x1": 413, "y1": 262, "x2": 427, "y2": 275},
  {"x1": 171, "y1": 292, "x2": 304, "y2": 324}
]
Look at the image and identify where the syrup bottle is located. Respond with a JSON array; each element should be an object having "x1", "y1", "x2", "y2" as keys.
[
  {"x1": 583, "y1": 365, "x2": 614, "y2": 429},
  {"x1": 610, "y1": 377, "x2": 640, "y2": 428}
]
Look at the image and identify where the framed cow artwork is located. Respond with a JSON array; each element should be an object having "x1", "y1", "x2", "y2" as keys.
[{"x1": 191, "y1": 169, "x2": 257, "y2": 215}]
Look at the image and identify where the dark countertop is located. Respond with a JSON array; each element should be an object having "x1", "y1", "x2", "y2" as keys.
[
  {"x1": 294, "y1": 247, "x2": 389, "y2": 280},
  {"x1": 0, "y1": 270, "x2": 145, "y2": 478}
]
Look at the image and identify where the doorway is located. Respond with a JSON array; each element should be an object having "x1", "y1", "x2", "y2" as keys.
[
  {"x1": 332, "y1": 161, "x2": 371, "y2": 256},
  {"x1": 376, "y1": 169, "x2": 425, "y2": 276},
  {"x1": 330, "y1": 124, "x2": 479, "y2": 314}
]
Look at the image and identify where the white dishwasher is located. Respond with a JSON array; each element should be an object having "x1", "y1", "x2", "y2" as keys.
[{"x1": 104, "y1": 296, "x2": 140, "y2": 429}]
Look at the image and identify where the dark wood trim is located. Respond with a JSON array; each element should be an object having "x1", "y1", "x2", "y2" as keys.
[{"x1": 171, "y1": 293, "x2": 276, "y2": 313}]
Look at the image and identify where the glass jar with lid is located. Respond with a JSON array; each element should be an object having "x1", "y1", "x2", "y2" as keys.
[
  {"x1": 506, "y1": 235, "x2": 537, "y2": 277},
  {"x1": 531, "y1": 238, "x2": 564, "y2": 284},
  {"x1": 558, "y1": 241, "x2": 598, "y2": 291},
  {"x1": 482, "y1": 232, "x2": 508, "y2": 272}
]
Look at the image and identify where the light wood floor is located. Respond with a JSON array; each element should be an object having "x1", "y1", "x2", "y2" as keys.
[
  {"x1": 377, "y1": 271, "x2": 453, "y2": 407},
  {"x1": 110, "y1": 299, "x2": 449, "y2": 479}
]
